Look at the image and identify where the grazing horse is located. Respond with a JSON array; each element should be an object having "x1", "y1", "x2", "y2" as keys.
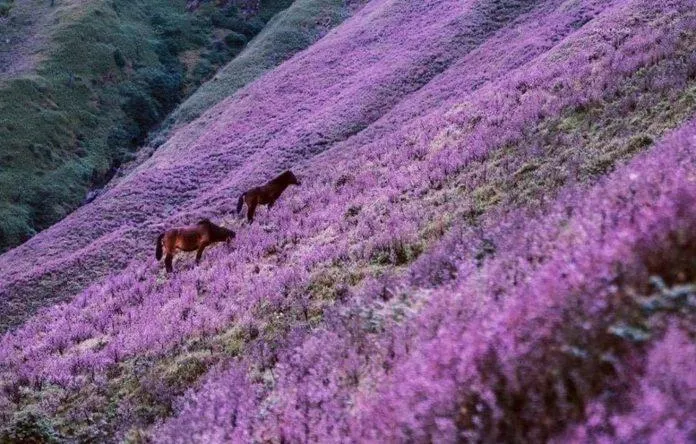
[
  {"x1": 155, "y1": 219, "x2": 235, "y2": 272},
  {"x1": 236, "y1": 170, "x2": 301, "y2": 223}
]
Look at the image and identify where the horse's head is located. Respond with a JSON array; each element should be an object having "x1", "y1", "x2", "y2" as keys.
[
  {"x1": 284, "y1": 170, "x2": 301, "y2": 186},
  {"x1": 200, "y1": 219, "x2": 235, "y2": 243},
  {"x1": 214, "y1": 223, "x2": 235, "y2": 244},
  {"x1": 224, "y1": 227, "x2": 236, "y2": 244}
]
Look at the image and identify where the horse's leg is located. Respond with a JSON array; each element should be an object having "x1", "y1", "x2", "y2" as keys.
[
  {"x1": 247, "y1": 200, "x2": 258, "y2": 223},
  {"x1": 165, "y1": 254, "x2": 174, "y2": 273},
  {"x1": 195, "y1": 245, "x2": 206, "y2": 265}
]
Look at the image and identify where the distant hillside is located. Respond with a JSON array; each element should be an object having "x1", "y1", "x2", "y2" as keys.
[
  {"x1": 0, "y1": 0, "x2": 362, "y2": 333},
  {"x1": 112, "y1": 0, "x2": 361, "y2": 186},
  {"x1": 0, "y1": 0, "x2": 695, "y2": 442},
  {"x1": 0, "y1": 0, "x2": 296, "y2": 252}
]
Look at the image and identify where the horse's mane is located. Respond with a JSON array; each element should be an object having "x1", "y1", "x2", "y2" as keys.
[
  {"x1": 198, "y1": 218, "x2": 212, "y2": 227},
  {"x1": 270, "y1": 170, "x2": 294, "y2": 185}
]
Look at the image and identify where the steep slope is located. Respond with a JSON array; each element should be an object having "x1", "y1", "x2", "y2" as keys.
[
  {"x1": 156, "y1": 116, "x2": 696, "y2": 443},
  {"x1": 161, "y1": 0, "x2": 360, "y2": 132},
  {"x1": 0, "y1": 0, "x2": 364, "y2": 334},
  {"x1": 0, "y1": 0, "x2": 547, "y2": 332},
  {"x1": 111, "y1": 0, "x2": 363, "y2": 185},
  {"x1": 0, "y1": 0, "x2": 53, "y2": 78},
  {"x1": 0, "y1": 0, "x2": 294, "y2": 252},
  {"x1": 1, "y1": 0, "x2": 695, "y2": 441}
]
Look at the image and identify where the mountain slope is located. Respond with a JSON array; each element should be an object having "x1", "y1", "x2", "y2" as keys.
[
  {"x1": 1, "y1": 0, "x2": 695, "y2": 441},
  {"x1": 111, "y1": 0, "x2": 363, "y2": 185},
  {"x1": 0, "y1": 0, "x2": 296, "y2": 252},
  {"x1": 0, "y1": 0, "x2": 546, "y2": 332},
  {"x1": 162, "y1": 0, "x2": 359, "y2": 132}
]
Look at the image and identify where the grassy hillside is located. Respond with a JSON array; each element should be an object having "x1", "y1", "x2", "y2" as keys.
[
  {"x1": 0, "y1": 0, "x2": 294, "y2": 252},
  {"x1": 0, "y1": 0, "x2": 363, "y2": 335},
  {"x1": 162, "y1": 0, "x2": 356, "y2": 131},
  {"x1": 112, "y1": 0, "x2": 362, "y2": 184},
  {"x1": 0, "y1": 0, "x2": 695, "y2": 441}
]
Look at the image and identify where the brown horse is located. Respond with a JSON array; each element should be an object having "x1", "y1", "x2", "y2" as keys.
[
  {"x1": 155, "y1": 219, "x2": 235, "y2": 272},
  {"x1": 236, "y1": 170, "x2": 301, "y2": 223}
]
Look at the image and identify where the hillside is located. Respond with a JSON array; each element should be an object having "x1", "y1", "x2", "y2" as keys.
[
  {"x1": 1, "y1": 0, "x2": 696, "y2": 442},
  {"x1": 0, "y1": 0, "x2": 362, "y2": 334},
  {"x1": 114, "y1": 0, "x2": 361, "y2": 182},
  {"x1": 0, "y1": 0, "x2": 334, "y2": 252}
]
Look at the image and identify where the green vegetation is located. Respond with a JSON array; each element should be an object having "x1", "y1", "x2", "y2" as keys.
[
  {"x1": 0, "y1": 407, "x2": 60, "y2": 443},
  {"x1": 0, "y1": 0, "x2": 13, "y2": 17},
  {"x1": 0, "y1": 0, "x2": 294, "y2": 251},
  {"x1": 156, "y1": 0, "x2": 352, "y2": 139},
  {"x1": 0, "y1": 327, "x2": 247, "y2": 442}
]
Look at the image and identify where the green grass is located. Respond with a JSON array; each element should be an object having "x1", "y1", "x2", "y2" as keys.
[
  {"x1": 155, "y1": 0, "x2": 351, "y2": 140},
  {"x1": 0, "y1": 0, "x2": 13, "y2": 16},
  {"x1": 0, "y1": 0, "x2": 294, "y2": 252}
]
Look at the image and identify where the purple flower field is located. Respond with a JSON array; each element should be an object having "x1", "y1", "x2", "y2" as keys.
[{"x1": 1, "y1": 0, "x2": 696, "y2": 441}]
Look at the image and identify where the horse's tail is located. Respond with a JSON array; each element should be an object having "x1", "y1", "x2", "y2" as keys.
[
  {"x1": 236, "y1": 192, "x2": 246, "y2": 214},
  {"x1": 155, "y1": 233, "x2": 164, "y2": 261}
]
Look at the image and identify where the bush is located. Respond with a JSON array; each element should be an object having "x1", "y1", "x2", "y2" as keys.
[
  {"x1": 137, "y1": 67, "x2": 183, "y2": 111},
  {"x1": 203, "y1": 47, "x2": 229, "y2": 66},
  {"x1": 0, "y1": 0, "x2": 13, "y2": 16},
  {"x1": 153, "y1": 41, "x2": 178, "y2": 67},
  {"x1": 107, "y1": 122, "x2": 141, "y2": 152},
  {"x1": 224, "y1": 31, "x2": 248, "y2": 48},
  {"x1": 212, "y1": 15, "x2": 259, "y2": 36},
  {"x1": 113, "y1": 49, "x2": 126, "y2": 68},
  {"x1": 0, "y1": 408, "x2": 60, "y2": 443},
  {"x1": 0, "y1": 203, "x2": 34, "y2": 249},
  {"x1": 191, "y1": 59, "x2": 215, "y2": 84},
  {"x1": 119, "y1": 82, "x2": 161, "y2": 132}
]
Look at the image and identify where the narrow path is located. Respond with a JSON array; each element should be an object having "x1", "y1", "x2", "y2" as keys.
[{"x1": 0, "y1": 0, "x2": 52, "y2": 80}]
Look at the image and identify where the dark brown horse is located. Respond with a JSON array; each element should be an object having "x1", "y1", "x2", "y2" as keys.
[
  {"x1": 236, "y1": 170, "x2": 301, "y2": 223},
  {"x1": 155, "y1": 219, "x2": 235, "y2": 272}
]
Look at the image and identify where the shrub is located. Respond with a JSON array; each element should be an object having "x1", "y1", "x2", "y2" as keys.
[
  {"x1": 119, "y1": 82, "x2": 161, "y2": 135},
  {"x1": 113, "y1": 49, "x2": 126, "y2": 68},
  {"x1": 0, "y1": 0, "x2": 13, "y2": 16},
  {"x1": 137, "y1": 67, "x2": 183, "y2": 111},
  {"x1": 191, "y1": 59, "x2": 215, "y2": 84},
  {"x1": 224, "y1": 31, "x2": 248, "y2": 48},
  {"x1": 0, "y1": 408, "x2": 60, "y2": 443}
]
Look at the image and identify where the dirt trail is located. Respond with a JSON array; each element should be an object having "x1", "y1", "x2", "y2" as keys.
[
  {"x1": 0, "y1": 1, "x2": 47, "y2": 79},
  {"x1": 0, "y1": 0, "x2": 90, "y2": 80}
]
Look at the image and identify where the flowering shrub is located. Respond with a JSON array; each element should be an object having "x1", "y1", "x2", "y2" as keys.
[
  {"x1": 157, "y1": 114, "x2": 696, "y2": 443},
  {"x1": 1, "y1": 0, "x2": 696, "y2": 440}
]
